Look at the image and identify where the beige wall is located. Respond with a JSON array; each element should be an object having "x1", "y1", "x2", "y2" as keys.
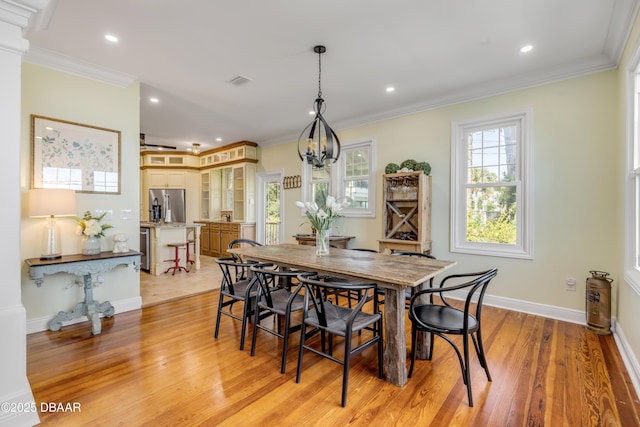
[
  {"x1": 20, "y1": 63, "x2": 141, "y2": 322},
  {"x1": 260, "y1": 70, "x2": 621, "y2": 315}
]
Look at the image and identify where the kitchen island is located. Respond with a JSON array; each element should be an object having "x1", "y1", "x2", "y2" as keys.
[{"x1": 140, "y1": 222, "x2": 202, "y2": 276}]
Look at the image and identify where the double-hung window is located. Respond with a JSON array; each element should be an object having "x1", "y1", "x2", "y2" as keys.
[
  {"x1": 451, "y1": 110, "x2": 532, "y2": 258},
  {"x1": 626, "y1": 68, "x2": 640, "y2": 293},
  {"x1": 301, "y1": 138, "x2": 375, "y2": 217}
]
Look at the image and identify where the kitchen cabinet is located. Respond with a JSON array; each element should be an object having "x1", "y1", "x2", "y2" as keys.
[
  {"x1": 140, "y1": 153, "x2": 199, "y2": 168},
  {"x1": 148, "y1": 171, "x2": 187, "y2": 189},
  {"x1": 378, "y1": 171, "x2": 432, "y2": 254},
  {"x1": 196, "y1": 221, "x2": 255, "y2": 257},
  {"x1": 199, "y1": 141, "x2": 257, "y2": 168},
  {"x1": 200, "y1": 172, "x2": 210, "y2": 219},
  {"x1": 197, "y1": 221, "x2": 210, "y2": 254},
  {"x1": 210, "y1": 223, "x2": 222, "y2": 255},
  {"x1": 200, "y1": 163, "x2": 255, "y2": 223}
]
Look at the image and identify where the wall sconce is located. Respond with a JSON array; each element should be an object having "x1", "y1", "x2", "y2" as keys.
[{"x1": 28, "y1": 189, "x2": 77, "y2": 260}]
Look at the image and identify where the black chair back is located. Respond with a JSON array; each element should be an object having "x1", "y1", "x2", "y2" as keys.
[
  {"x1": 295, "y1": 274, "x2": 383, "y2": 407},
  {"x1": 407, "y1": 267, "x2": 498, "y2": 407}
]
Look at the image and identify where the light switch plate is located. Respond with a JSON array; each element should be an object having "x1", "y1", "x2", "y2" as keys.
[{"x1": 120, "y1": 209, "x2": 132, "y2": 220}]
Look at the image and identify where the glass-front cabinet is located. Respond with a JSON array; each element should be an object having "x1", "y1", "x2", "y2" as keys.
[
  {"x1": 200, "y1": 163, "x2": 256, "y2": 222},
  {"x1": 201, "y1": 172, "x2": 210, "y2": 219}
]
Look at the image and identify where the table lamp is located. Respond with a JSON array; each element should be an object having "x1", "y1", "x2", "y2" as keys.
[{"x1": 28, "y1": 189, "x2": 77, "y2": 260}]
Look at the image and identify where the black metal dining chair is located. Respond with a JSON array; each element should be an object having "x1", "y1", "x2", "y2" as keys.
[
  {"x1": 295, "y1": 274, "x2": 383, "y2": 407},
  {"x1": 249, "y1": 265, "x2": 316, "y2": 374},
  {"x1": 228, "y1": 239, "x2": 263, "y2": 280},
  {"x1": 214, "y1": 257, "x2": 272, "y2": 350},
  {"x1": 407, "y1": 268, "x2": 498, "y2": 407}
]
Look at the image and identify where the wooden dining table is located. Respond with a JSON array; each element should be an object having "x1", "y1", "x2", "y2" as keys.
[{"x1": 228, "y1": 243, "x2": 456, "y2": 386}]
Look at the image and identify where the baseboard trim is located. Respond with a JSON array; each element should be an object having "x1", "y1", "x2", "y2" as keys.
[
  {"x1": 26, "y1": 296, "x2": 142, "y2": 334},
  {"x1": 482, "y1": 293, "x2": 586, "y2": 325},
  {"x1": 612, "y1": 321, "x2": 640, "y2": 401},
  {"x1": 0, "y1": 388, "x2": 40, "y2": 427},
  {"x1": 450, "y1": 290, "x2": 639, "y2": 400}
]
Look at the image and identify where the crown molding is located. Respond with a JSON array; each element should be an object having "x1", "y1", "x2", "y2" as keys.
[
  {"x1": 605, "y1": 0, "x2": 640, "y2": 64},
  {"x1": 258, "y1": 54, "x2": 617, "y2": 147},
  {"x1": 23, "y1": 45, "x2": 137, "y2": 88},
  {"x1": 0, "y1": 0, "x2": 49, "y2": 54}
]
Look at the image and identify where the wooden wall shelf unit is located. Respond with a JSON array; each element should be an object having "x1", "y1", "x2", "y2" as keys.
[{"x1": 378, "y1": 171, "x2": 432, "y2": 254}]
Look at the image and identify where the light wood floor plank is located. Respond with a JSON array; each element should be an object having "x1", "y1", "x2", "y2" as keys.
[{"x1": 27, "y1": 281, "x2": 640, "y2": 426}]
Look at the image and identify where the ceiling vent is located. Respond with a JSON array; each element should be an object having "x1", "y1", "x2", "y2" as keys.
[{"x1": 229, "y1": 75, "x2": 251, "y2": 86}]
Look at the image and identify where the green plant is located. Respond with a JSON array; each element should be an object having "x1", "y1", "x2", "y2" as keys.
[
  {"x1": 385, "y1": 163, "x2": 400, "y2": 174},
  {"x1": 466, "y1": 209, "x2": 516, "y2": 244},
  {"x1": 416, "y1": 161, "x2": 431, "y2": 175},
  {"x1": 401, "y1": 159, "x2": 417, "y2": 170}
]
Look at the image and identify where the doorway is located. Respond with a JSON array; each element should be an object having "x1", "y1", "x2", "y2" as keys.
[{"x1": 257, "y1": 170, "x2": 283, "y2": 245}]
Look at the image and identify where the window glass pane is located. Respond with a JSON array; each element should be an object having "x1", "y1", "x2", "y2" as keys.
[
  {"x1": 312, "y1": 182, "x2": 329, "y2": 206},
  {"x1": 345, "y1": 148, "x2": 369, "y2": 178},
  {"x1": 312, "y1": 164, "x2": 331, "y2": 180},
  {"x1": 344, "y1": 179, "x2": 369, "y2": 208},
  {"x1": 465, "y1": 186, "x2": 517, "y2": 244}
]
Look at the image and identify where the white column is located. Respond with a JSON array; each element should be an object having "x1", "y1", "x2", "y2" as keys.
[{"x1": 0, "y1": 1, "x2": 49, "y2": 426}]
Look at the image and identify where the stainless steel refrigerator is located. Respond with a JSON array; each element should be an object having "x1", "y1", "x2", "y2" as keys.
[{"x1": 149, "y1": 189, "x2": 186, "y2": 223}]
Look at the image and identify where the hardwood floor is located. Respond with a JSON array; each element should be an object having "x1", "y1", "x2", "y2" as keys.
[
  {"x1": 140, "y1": 255, "x2": 221, "y2": 307},
  {"x1": 27, "y1": 290, "x2": 640, "y2": 426}
]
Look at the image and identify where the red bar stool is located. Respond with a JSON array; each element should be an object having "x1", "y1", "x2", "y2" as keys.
[{"x1": 164, "y1": 243, "x2": 189, "y2": 275}]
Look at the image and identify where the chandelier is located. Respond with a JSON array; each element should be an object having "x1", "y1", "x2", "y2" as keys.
[{"x1": 298, "y1": 45, "x2": 340, "y2": 168}]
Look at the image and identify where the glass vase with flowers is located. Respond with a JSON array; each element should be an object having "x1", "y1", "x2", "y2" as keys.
[
  {"x1": 296, "y1": 192, "x2": 348, "y2": 256},
  {"x1": 75, "y1": 211, "x2": 113, "y2": 255}
]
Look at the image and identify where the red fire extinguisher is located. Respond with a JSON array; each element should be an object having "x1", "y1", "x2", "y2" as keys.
[{"x1": 585, "y1": 271, "x2": 613, "y2": 335}]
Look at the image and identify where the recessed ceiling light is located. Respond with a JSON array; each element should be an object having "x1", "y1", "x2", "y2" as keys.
[
  {"x1": 105, "y1": 34, "x2": 119, "y2": 43},
  {"x1": 520, "y1": 45, "x2": 533, "y2": 53},
  {"x1": 216, "y1": 137, "x2": 222, "y2": 142},
  {"x1": 149, "y1": 97, "x2": 159, "y2": 103},
  {"x1": 308, "y1": 111, "x2": 315, "y2": 115},
  {"x1": 386, "y1": 86, "x2": 395, "y2": 93}
]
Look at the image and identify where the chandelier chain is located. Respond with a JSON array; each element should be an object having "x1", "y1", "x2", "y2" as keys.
[{"x1": 317, "y1": 49, "x2": 322, "y2": 99}]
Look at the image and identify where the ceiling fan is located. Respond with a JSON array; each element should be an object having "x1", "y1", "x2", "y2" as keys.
[{"x1": 139, "y1": 133, "x2": 177, "y2": 150}]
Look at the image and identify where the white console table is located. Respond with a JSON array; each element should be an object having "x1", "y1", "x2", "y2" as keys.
[{"x1": 25, "y1": 251, "x2": 142, "y2": 335}]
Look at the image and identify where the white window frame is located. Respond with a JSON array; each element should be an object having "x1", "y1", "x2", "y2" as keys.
[
  {"x1": 301, "y1": 137, "x2": 376, "y2": 218},
  {"x1": 256, "y1": 169, "x2": 284, "y2": 245},
  {"x1": 624, "y1": 52, "x2": 640, "y2": 295},
  {"x1": 451, "y1": 109, "x2": 533, "y2": 259}
]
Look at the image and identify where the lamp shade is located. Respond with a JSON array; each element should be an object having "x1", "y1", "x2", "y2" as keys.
[{"x1": 28, "y1": 189, "x2": 77, "y2": 218}]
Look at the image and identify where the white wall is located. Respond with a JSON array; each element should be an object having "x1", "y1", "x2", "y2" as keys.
[{"x1": 20, "y1": 63, "x2": 141, "y2": 329}]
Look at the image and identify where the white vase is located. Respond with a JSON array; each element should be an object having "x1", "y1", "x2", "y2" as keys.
[
  {"x1": 315, "y1": 228, "x2": 330, "y2": 256},
  {"x1": 81, "y1": 235, "x2": 101, "y2": 255}
]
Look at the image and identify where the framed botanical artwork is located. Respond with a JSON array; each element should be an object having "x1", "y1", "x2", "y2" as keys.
[{"x1": 31, "y1": 115, "x2": 121, "y2": 194}]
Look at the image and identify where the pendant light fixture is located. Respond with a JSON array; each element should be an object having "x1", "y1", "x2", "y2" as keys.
[
  {"x1": 298, "y1": 45, "x2": 340, "y2": 168},
  {"x1": 192, "y1": 143, "x2": 200, "y2": 154}
]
